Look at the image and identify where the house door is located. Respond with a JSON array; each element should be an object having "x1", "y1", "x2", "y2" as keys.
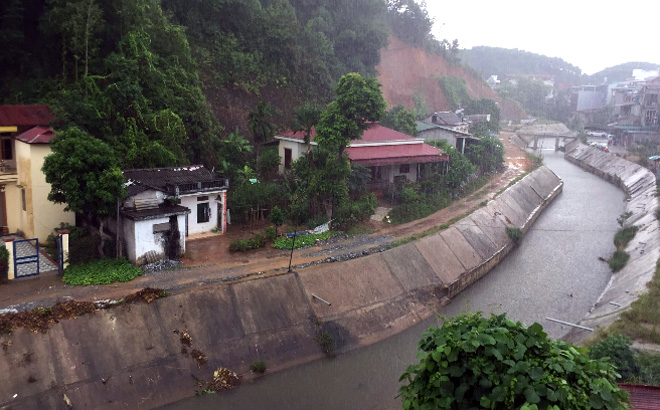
[{"x1": 197, "y1": 202, "x2": 210, "y2": 223}]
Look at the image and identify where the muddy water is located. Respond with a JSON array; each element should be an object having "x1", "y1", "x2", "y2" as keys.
[{"x1": 161, "y1": 149, "x2": 625, "y2": 410}]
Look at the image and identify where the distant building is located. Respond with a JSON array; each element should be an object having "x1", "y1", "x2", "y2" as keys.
[{"x1": 422, "y1": 111, "x2": 469, "y2": 133}]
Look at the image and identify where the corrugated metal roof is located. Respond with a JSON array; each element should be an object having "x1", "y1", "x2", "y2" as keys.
[
  {"x1": 123, "y1": 166, "x2": 228, "y2": 196},
  {"x1": 13, "y1": 126, "x2": 55, "y2": 144},
  {"x1": 346, "y1": 143, "x2": 447, "y2": 167},
  {"x1": 619, "y1": 384, "x2": 660, "y2": 410},
  {"x1": 0, "y1": 105, "x2": 56, "y2": 126},
  {"x1": 279, "y1": 123, "x2": 417, "y2": 144}
]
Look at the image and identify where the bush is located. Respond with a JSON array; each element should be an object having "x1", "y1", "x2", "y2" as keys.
[
  {"x1": 334, "y1": 193, "x2": 376, "y2": 229},
  {"x1": 613, "y1": 225, "x2": 639, "y2": 248},
  {"x1": 263, "y1": 226, "x2": 276, "y2": 241},
  {"x1": 0, "y1": 245, "x2": 9, "y2": 283},
  {"x1": 609, "y1": 250, "x2": 630, "y2": 272},
  {"x1": 589, "y1": 335, "x2": 639, "y2": 381},
  {"x1": 399, "y1": 313, "x2": 629, "y2": 409},
  {"x1": 62, "y1": 258, "x2": 142, "y2": 286},
  {"x1": 250, "y1": 360, "x2": 267, "y2": 374},
  {"x1": 506, "y1": 226, "x2": 523, "y2": 244}
]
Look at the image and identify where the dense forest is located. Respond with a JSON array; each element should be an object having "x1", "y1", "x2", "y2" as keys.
[
  {"x1": 460, "y1": 46, "x2": 583, "y2": 86},
  {"x1": 0, "y1": 0, "x2": 458, "y2": 170}
]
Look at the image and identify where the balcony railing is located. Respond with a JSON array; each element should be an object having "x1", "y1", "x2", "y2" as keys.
[
  {"x1": 0, "y1": 161, "x2": 16, "y2": 174},
  {"x1": 165, "y1": 178, "x2": 229, "y2": 195}
]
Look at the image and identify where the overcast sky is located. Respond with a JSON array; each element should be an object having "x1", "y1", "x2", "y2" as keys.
[{"x1": 424, "y1": 1, "x2": 660, "y2": 75}]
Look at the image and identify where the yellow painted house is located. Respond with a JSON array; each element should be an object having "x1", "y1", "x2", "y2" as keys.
[{"x1": 0, "y1": 105, "x2": 74, "y2": 241}]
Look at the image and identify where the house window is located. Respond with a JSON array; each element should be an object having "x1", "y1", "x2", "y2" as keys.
[
  {"x1": 21, "y1": 188, "x2": 26, "y2": 211},
  {"x1": 284, "y1": 148, "x2": 292, "y2": 169},
  {"x1": 197, "y1": 202, "x2": 210, "y2": 223},
  {"x1": 1, "y1": 137, "x2": 12, "y2": 160},
  {"x1": 399, "y1": 164, "x2": 410, "y2": 174}
]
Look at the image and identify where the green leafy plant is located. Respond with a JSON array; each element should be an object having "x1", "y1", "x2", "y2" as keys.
[
  {"x1": 250, "y1": 360, "x2": 267, "y2": 374},
  {"x1": 0, "y1": 245, "x2": 9, "y2": 283},
  {"x1": 62, "y1": 258, "x2": 142, "y2": 286},
  {"x1": 506, "y1": 226, "x2": 523, "y2": 244},
  {"x1": 617, "y1": 211, "x2": 633, "y2": 227},
  {"x1": 589, "y1": 335, "x2": 639, "y2": 381},
  {"x1": 613, "y1": 225, "x2": 639, "y2": 248},
  {"x1": 609, "y1": 250, "x2": 630, "y2": 272},
  {"x1": 399, "y1": 313, "x2": 629, "y2": 410}
]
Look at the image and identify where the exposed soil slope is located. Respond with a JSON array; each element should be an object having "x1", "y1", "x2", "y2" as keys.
[{"x1": 376, "y1": 36, "x2": 500, "y2": 111}]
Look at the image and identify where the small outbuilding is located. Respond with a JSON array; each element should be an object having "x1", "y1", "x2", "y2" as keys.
[{"x1": 120, "y1": 166, "x2": 229, "y2": 265}]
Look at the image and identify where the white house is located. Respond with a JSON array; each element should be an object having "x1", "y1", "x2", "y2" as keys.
[
  {"x1": 275, "y1": 124, "x2": 449, "y2": 188},
  {"x1": 416, "y1": 121, "x2": 479, "y2": 154},
  {"x1": 120, "y1": 166, "x2": 229, "y2": 265}
]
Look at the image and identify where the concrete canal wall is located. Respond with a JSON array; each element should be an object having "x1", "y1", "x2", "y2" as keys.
[
  {"x1": 564, "y1": 141, "x2": 659, "y2": 338},
  {"x1": 0, "y1": 166, "x2": 563, "y2": 410}
]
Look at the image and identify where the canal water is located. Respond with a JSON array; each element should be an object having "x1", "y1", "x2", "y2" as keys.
[{"x1": 162, "y1": 149, "x2": 626, "y2": 410}]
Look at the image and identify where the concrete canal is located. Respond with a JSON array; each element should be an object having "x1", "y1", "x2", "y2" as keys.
[{"x1": 162, "y1": 148, "x2": 626, "y2": 410}]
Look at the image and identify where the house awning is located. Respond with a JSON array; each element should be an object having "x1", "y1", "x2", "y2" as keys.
[
  {"x1": 346, "y1": 143, "x2": 448, "y2": 167},
  {"x1": 122, "y1": 205, "x2": 190, "y2": 221}
]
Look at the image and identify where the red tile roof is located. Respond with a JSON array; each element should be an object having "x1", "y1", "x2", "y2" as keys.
[
  {"x1": 346, "y1": 143, "x2": 447, "y2": 167},
  {"x1": 279, "y1": 123, "x2": 415, "y2": 143},
  {"x1": 619, "y1": 384, "x2": 660, "y2": 410},
  {"x1": 0, "y1": 105, "x2": 56, "y2": 127},
  {"x1": 14, "y1": 126, "x2": 55, "y2": 144}
]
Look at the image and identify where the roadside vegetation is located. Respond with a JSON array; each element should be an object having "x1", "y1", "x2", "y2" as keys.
[{"x1": 62, "y1": 258, "x2": 143, "y2": 286}]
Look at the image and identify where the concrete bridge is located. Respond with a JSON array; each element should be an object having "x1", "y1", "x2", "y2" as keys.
[{"x1": 515, "y1": 123, "x2": 579, "y2": 152}]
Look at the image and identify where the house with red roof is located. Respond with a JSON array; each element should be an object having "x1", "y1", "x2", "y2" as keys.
[
  {"x1": 0, "y1": 105, "x2": 74, "y2": 243},
  {"x1": 275, "y1": 123, "x2": 449, "y2": 189}
]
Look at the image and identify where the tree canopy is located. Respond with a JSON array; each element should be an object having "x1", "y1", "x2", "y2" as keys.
[{"x1": 399, "y1": 313, "x2": 629, "y2": 410}]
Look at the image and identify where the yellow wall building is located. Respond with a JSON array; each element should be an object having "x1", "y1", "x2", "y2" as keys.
[{"x1": 1, "y1": 106, "x2": 75, "y2": 241}]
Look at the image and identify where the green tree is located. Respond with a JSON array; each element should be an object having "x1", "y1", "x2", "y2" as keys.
[
  {"x1": 293, "y1": 101, "x2": 323, "y2": 160},
  {"x1": 42, "y1": 127, "x2": 126, "y2": 258},
  {"x1": 382, "y1": 104, "x2": 417, "y2": 136},
  {"x1": 427, "y1": 140, "x2": 476, "y2": 189},
  {"x1": 400, "y1": 313, "x2": 629, "y2": 410},
  {"x1": 465, "y1": 137, "x2": 505, "y2": 174},
  {"x1": 268, "y1": 205, "x2": 285, "y2": 235},
  {"x1": 589, "y1": 335, "x2": 640, "y2": 382},
  {"x1": 465, "y1": 98, "x2": 500, "y2": 134},
  {"x1": 314, "y1": 73, "x2": 386, "y2": 217},
  {"x1": 249, "y1": 101, "x2": 278, "y2": 162},
  {"x1": 316, "y1": 73, "x2": 386, "y2": 161}
]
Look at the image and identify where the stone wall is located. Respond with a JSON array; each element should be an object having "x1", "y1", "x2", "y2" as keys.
[{"x1": 0, "y1": 166, "x2": 563, "y2": 409}]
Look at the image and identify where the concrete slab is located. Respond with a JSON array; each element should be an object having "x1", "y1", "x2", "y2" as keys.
[
  {"x1": 157, "y1": 287, "x2": 244, "y2": 345},
  {"x1": 297, "y1": 253, "x2": 405, "y2": 320},
  {"x1": 468, "y1": 208, "x2": 509, "y2": 250},
  {"x1": 244, "y1": 323, "x2": 320, "y2": 370},
  {"x1": 232, "y1": 273, "x2": 311, "y2": 334},
  {"x1": 453, "y1": 216, "x2": 499, "y2": 260},
  {"x1": 414, "y1": 234, "x2": 465, "y2": 285},
  {"x1": 381, "y1": 242, "x2": 442, "y2": 291},
  {"x1": 439, "y1": 226, "x2": 482, "y2": 271},
  {"x1": 495, "y1": 191, "x2": 528, "y2": 227},
  {"x1": 506, "y1": 182, "x2": 541, "y2": 215}
]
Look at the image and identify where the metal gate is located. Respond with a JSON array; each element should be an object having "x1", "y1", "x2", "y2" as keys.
[{"x1": 13, "y1": 238, "x2": 40, "y2": 278}]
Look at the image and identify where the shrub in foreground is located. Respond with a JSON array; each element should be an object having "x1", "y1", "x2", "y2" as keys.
[{"x1": 399, "y1": 313, "x2": 628, "y2": 409}]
